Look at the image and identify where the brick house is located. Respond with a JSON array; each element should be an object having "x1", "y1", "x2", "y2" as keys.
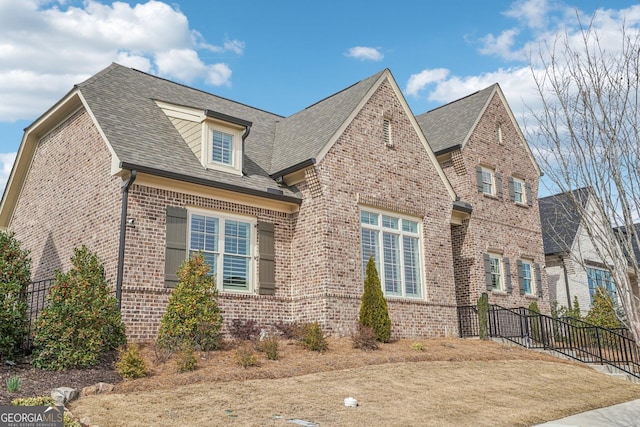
[
  {"x1": 416, "y1": 84, "x2": 549, "y2": 313},
  {"x1": 0, "y1": 64, "x2": 545, "y2": 340},
  {"x1": 541, "y1": 188, "x2": 622, "y2": 314}
]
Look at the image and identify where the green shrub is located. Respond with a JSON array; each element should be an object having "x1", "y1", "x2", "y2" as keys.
[
  {"x1": 351, "y1": 324, "x2": 378, "y2": 351},
  {"x1": 358, "y1": 257, "x2": 391, "y2": 342},
  {"x1": 235, "y1": 343, "x2": 259, "y2": 368},
  {"x1": 5, "y1": 375, "x2": 21, "y2": 393},
  {"x1": 477, "y1": 293, "x2": 489, "y2": 340},
  {"x1": 157, "y1": 253, "x2": 223, "y2": 351},
  {"x1": 300, "y1": 322, "x2": 328, "y2": 352},
  {"x1": 32, "y1": 246, "x2": 126, "y2": 370},
  {"x1": 176, "y1": 344, "x2": 198, "y2": 372},
  {"x1": 0, "y1": 231, "x2": 31, "y2": 360},
  {"x1": 411, "y1": 342, "x2": 425, "y2": 352},
  {"x1": 116, "y1": 343, "x2": 148, "y2": 379},
  {"x1": 586, "y1": 287, "x2": 620, "y2": 329},
  {"x1": 11, "y1": 396, "x2": 54, "y2": 406},
  {"x1": 258, "y1": 336, "x2": 279, "y2": 360}
]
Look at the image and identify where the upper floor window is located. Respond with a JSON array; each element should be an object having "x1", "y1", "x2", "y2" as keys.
[
  {"x1": 520, "y1": 259, "x2": 533, "y2": 294},
  {"x1": 512, "y1": 177, "x2": 525, "y2": 204},
  {"x1": 360, "y1": 209, "x2": 423, "y2": 299},
  {"x1": 188, "y1": 209, "x2": 255, "y2": 293},
  {"x1": 477, "y1": 166, "x2": 498, "y2": 196},
  {"x1": 205, "y1": 122, "x2": 243, "y2": 175},
  {"x1": 487, "y1": 253, "x2": 503, "y2": 291}
]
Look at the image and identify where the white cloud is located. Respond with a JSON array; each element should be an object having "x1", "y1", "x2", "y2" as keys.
[
  {"x1": 0, "y1": 0, "x2": 244, "y2": 122},
  {"x1": 0, "y1": 152, "x2": 16, "y2": 195},
  {"x1": 405, "y1": 68, "x2": 450, "y2": 97},
  {"x1": 503, "y1": 0, "x2": 552, "y2": 30},
  {"x1": 344, "y1": 46, "x2": 384, "y2": 61}
]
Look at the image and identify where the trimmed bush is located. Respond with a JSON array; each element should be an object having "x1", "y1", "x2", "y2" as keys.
[
  {"x1": 351, "y1": 324, "x2": 378, "y2": 351},
  {"x1": 0, "y1": 231, "x2": 31, "y2": 360},
  {"x1": 32, "y1": 246, "x2": 126, "y2": 370},
  {"x1": 11, "y1": 396, "x2": 54, "y2": 406},
  {"x1": 258, "y1": 336, "x2": 279, "y2": 360},
  {"x1": 300, "y1": 322, "x2": 328, "y2": 352},
  {"x1": 157, "y1": 253, "x2": 223, "y2": 351},
  {"x1": 235, "y1": 343, "x2": 259, "y2": 368},
  {"x1": 116, "y1": 344, "x2": 148, "y2": 379},
  {"x1": 477, "y1": 293, "x2": 489, "y2": 340},
  {"x1": 359, "y1": 257, "x2": 391, "y2": 343}
]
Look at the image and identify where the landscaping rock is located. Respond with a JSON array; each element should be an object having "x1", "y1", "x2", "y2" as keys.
[
  {"x1": 51, "y1": 386, "x2": 79, "y2": 405},
  {"x1": 82, "y1": 382, "x2": 114, "y2": 396}
]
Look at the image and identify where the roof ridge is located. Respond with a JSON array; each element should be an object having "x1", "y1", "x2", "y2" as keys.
[
  {"x1": 301, "y1": 69, "x2": 387, "y2": 111},
  {"x1": 419, "y1": 83, "x2": 498, "y2": 116}
]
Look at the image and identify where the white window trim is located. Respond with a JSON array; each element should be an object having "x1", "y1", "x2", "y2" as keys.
[
  {"x1": 187, "y1": 208, "x2": 257, "y2": 294},
  {"x1": 489, "y1": 253, "x2": 504, "y2": 291},
  {"x1": 513, "y1": 177, "x2": 526, "y2": 205},
  {"x1": 481, "y1": 166, "x2": 496, "y2": 196},
  {"x1": 202, "y1": 120, "x2": 244, "y2": 176},
  {"x1": 521, "y1": 259, "x2": 534, "y2": 295},
  {"x1": 359, "y1": 207, "x2": 425, "y2": 299}
]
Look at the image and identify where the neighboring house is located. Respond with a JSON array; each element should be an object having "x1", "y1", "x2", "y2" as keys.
[
  {"x1": 540, "y1": 188, "x2": 617, "y2": 314},
  {"x1": 416, "y1": 85, "x2": 549, "y2": 312},
  {"x1": 0, "y1": 64, "x2": 547, "y2": 341}
]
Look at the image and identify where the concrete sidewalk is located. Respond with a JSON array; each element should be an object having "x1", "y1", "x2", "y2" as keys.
[{"x1": 534, "y1": 399, "x2": 640, "y2": 426}]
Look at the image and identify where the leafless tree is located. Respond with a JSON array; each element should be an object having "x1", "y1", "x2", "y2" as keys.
[{"x1": 527, "y1": 14, "x2": 640, "y2": 341}]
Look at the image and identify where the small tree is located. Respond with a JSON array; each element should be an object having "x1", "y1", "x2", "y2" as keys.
[
  {"x1": 477, "y1": 293, "x2": 489, "y2": 340},
  {"x1": 586, "y1": 287, "x2": 620, "y2": 329},
  {"x1": 359, "y1": 257, "x2": 391, "y2": 342},
  {"x1": 32, "y1": 246, "x2": 126, "y2": 370},
  {"x1": 0, "y1": 231, "x2": 31, "y2": 360},
  {"x1": 157, "y1": 252, "x2": 223, "y2": 351}
]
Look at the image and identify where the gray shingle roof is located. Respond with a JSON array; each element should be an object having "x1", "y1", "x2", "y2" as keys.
[
  {"x1": 415, "y1": 84, "x2": 496, "y2": 154},
  {"x1": 76, "y1": 64, "x2": 388, "y2": 200},
  {"x1": 270, "y1": 70, "x2": 385, "y2": 174},
  {"x1": 539, "y1": 188, "x2": 591, "y2": 255}
]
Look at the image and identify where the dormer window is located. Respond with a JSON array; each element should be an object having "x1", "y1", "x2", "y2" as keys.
[{"x1": 202, "y1": 110, "x2": 251, "y2": 176}]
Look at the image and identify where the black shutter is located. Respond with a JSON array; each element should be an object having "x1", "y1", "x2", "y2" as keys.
[
  {"x1": 516, "y1": 259, "x2": 525, "y2": 295},
  {"x1": 504, "y1": 257, "x2": 512, "y2": 293},
  {"x1": 535, "y1": 263, "x2": 543, "y2": 298},
  {"x1": 495, "y1": 173, "x2": 503, "y2": 200},
  {"x1": 526, "y1": 182, "x2": 533, "y2": 207},
  {"x1": 483, "y1": 253, "x2": 493, "y2": 290},
  {"x1": 165, "y1": 206, "x2": 187, "y2": 288},
  {"x1": 258, "y1": 221, "x2": 275, "y2": 295},
  {"x1": 476, "y1": 166, "x2": 484, "y2": 193},
  {"x1": 508, "y1": 177, "x2": 515, "y2": 202}
]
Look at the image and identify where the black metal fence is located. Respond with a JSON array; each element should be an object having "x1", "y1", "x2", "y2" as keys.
[
  {"x1": 458, "y1": 304, "x2": 640, "y2": 379},
  {"x1": 22, "y1": 279, "x2": 55, "y2": 350}
]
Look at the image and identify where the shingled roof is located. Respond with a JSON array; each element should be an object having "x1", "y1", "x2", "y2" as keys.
[
  {"x1": 539, "y1": 188, "x2": 591, "y2": 255},
  {"x1": 415, "y1": 84, "x2": 496, "y2": 154}
]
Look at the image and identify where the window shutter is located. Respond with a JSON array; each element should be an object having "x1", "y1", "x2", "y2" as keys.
[
  {"x1": 535, "y1": 263, "x2": 543, "y2": 298},
  {"x1": 476, "y1": 166, "x2": 484, "y2": 193},
  {"x1": 526, "y1": 182, "x2": 533, "y2": 207},
  {"x1": 508, "y1": 176, "x2": 515, "y2": 201},
  {"x1": 165, "y1": 206, "x2": 187, "y2": 288},
  {"x1": 483, "y1": 253, "x2": 492, "y2": 290},
  {"x1": 516, "y1": 260, "x2": 525, "y2": 295},
  {"x1": 258, "y1": 221, "x2": 275, "y2": 295},
  {"x1": 504, "y1": 257, "x2": 512, "y2": 293},
  {"x1": 495, "y1": 173, "x2": 503, "y2": 199}
]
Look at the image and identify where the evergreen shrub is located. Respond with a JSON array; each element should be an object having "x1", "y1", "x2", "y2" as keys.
[{"x1": 358, "y1": 257, "x2": 391, "y2": 342}]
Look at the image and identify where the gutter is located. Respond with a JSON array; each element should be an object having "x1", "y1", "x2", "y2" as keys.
[
  {"x1": 119, "y1": 162, "x2": 302, "y2": 205},
  {"x1": 116, "y1": 170, "x2": 136, "y2": 309},
  {"x1": 270, "y1": 158, "x2": 316, "y2": 181},
  {"x1": 560, "y1": 254, "x2": 572, "y2": 307},
  {"x1": 434, "y1": 144, "x2": 462, "y2": 157}
]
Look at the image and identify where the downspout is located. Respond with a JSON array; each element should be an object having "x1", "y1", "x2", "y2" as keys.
[
  {"x1": 116, "y1": 169, "x2": 137, "y2": 309},
  {"x1": 560, "y1": 254, "x2": 571, "y2": 307},
  {"x1": 241, "y1": 124, "x2": 251, "y2": 175}
]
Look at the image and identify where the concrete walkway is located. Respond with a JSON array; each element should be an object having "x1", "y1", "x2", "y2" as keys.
[{"x1": 534, "y1": 399, "x2": 640, "y2": 426}]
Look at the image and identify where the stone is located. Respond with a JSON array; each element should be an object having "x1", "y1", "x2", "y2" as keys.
[
  {"x1": 81, "y1": 382, "x2": 114, "y2": 396},
  {"x1": 51, "y1": 387, "x2": 79, "y2": 405}
]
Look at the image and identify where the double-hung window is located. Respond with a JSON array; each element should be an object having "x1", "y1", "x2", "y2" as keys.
[
  {"x1": 360, "y1": 209, "x2": 423, "y2": 299},
  {"x1": 521, "y1": 260, "x2": 533, "y2": 294},
  {"x1": 189, "y1": 210, "x2": 254, "y2": 292},
  {"x1": 513, "y1": 178, "x2": 525, "y2": 204},
  {"x1": 587, "y1": 267, "x2": 617, "y2": 302},
  {"x1": 212, "y1": 130, "x2": 233, "y2": 165},
  {"x1": 205, "y1": 122, "x2": 243, "y2": 175}
]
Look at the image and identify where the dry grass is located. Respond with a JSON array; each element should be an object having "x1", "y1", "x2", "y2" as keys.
[{"x1": 69, "y1": 338, "x2": 640, "y2": 426}]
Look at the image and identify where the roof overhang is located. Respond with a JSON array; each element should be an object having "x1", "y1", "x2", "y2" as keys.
[{"x1": 451, "y1": 200, "x2": 473, "y2": 225}]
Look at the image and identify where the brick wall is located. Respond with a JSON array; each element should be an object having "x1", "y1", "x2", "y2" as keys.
[
  {"x1": 9, "y1": 108, "x2": 122, "y2": 285},
  {"x1": 442, "y1": 93, "x2": 549, "y2": 313}
]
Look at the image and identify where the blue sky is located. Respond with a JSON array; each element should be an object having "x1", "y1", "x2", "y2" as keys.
[{"x1": 1, "y1": 0, "x2": 639, "y2": 194}]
